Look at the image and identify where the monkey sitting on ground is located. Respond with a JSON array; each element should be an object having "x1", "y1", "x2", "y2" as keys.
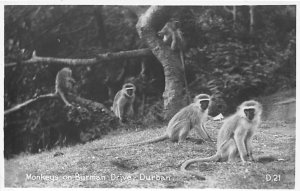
[
  {"x1": 100, "y1": 94, "x2": 213, "y2": 150},
  {"x1": 158, "y1": 20, "x2": 191, "y2": 103},
  {"x1": 112, "y1": 83, "x2": 136, "y2": 123},
  {"x1": 181, "y1": 100, "x2": 262, "y2": 180},
  {"x1": 55, "y1": 67, "x2": 76, "y2": 106}
]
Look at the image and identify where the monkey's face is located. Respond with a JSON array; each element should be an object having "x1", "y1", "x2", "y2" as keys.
[
  {"x1": 244, "y1": 108, "x2": 255, "y2": 120},
  {"x1": 158, "y1": 30, "x2": 169, "y2": 43},
  {"x1": 194, "y1": 94, "x2": 210, "y2": 111},
  {"x1": 158, "y1": 23, "x2": 173, "y2": 43},
  {"x1": 200, "y1": 100, "x2": 209, "y2": 111},
  {"x1": 126, "y1": 88, "x2": 135, "y2": 97},
  {"x1": 239, "y1": 100, "x2": 262, "y2": 121}
]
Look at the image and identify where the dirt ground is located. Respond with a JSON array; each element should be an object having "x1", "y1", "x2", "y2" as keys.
[{"x1": 5, "y1": 118, "x2": 295, "y2": 188}]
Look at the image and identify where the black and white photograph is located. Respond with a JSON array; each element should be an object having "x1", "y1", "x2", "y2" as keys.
[{"x1": 1, "y1": 1, "x2": 298, "y2": 189}]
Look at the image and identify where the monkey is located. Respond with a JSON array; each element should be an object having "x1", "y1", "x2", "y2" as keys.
[
  {"x1": 99, "y1": 94, "x2": 213, "y2": 150},
  {"x1": 158, "y1": 20, "x2": 186, "y2": 53},
  {"x1": 55, "y1": 67, "x2": 76, "y2": 106},
  {"x1": 157, "y1": 20, "x2": 191, "y2": 103},
  {"x1": 181, "y1": 100, "x2": 262, "y2": 180},
  {"x1": 112, "y1": 83, "x2": 136, "y2": 123},
  {"x1": 3, "y1": 67, "x2": 75, "y2": 115}
]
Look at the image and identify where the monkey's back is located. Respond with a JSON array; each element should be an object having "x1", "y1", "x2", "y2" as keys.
[
  {"x1": 112, "y1": 90, "x2": 121, "y2": 112},
  {"x1": 55, "y1": 70, "x2": 69, "y2": 92},
  {"x1": 167, "y1": 104, "x2": 205, "y2": 133},
  {"x1": 217, "y1": 114, "x2": 240, "y2": 148}
]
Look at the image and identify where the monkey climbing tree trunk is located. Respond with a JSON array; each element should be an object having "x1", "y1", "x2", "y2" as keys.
[{"x1": 136, "y1": 6, "x2": 186, "y2": 120}]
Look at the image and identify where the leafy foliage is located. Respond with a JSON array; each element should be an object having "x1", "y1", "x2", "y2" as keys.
[
  {"x1": 182, "y1": 6, "x2": 295, "y2": 112},
  {"x1": 4, "y1": 5, "x2": 296, "y2": 156}
]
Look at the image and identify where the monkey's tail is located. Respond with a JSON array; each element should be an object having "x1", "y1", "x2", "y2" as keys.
[
  {"x1": 180, "y1": 154, "x2": 220, "y2": 180},
  {"x1": 100, "y1": 134, "x2": 169, "y2": 150},
  {"x1": 180, "y1": 51, "x2": 191, "y2": 103}
]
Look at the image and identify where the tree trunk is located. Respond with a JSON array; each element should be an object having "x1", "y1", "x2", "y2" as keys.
[
  {"x1": 224, "y1": 6, "x2": 236, "y2": 23},
  {"x1": 94, "y1": 6, "x2": 108, "y2": 48},
  {"x1": 249, "y1": 6, "x2": 255, "y2": 34},
  {"x1": 136, "y1": 6, "x2": 186, "y2": 120}
]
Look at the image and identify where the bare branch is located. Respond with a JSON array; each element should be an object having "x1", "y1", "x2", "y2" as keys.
[
  {"x1": 5, "y1": 48, "x2": 153, "y2": 68},
  {"x1": 224, "y1": 6, "x2": 236, "y2": 23},
  {"x1": 4, "y1": 93, "x2": 57, "y2": 115},
  {"x1": 4, "y1": 92, "x2": 114, "y2": 118}
]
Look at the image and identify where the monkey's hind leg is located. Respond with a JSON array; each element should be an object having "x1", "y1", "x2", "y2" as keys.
[
  {"x1": 114, "y1": 100, "x2": 125, "y2": 123},
  {"x1": 226, "y1": 139, "x2": 238, "y2": 163},
  {"x1": 127, "y1": 105, "x2": 134, "y2": 118},
  {"x1": 122, "y1": 104, "x2": 134, "y2": 123},
  {"x1": 178, "y1": 122, "x2": 190, "y2": 144},
  {"x1": 168, "y1": 120, "x2": 188, "y2": 143}
]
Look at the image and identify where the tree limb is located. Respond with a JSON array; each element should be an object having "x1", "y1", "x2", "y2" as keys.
[
  {"x1": 4, "y1": 92, "x2": 115, "y2": 118},
  {"x1": 224, "y1": 6, "x2": 236, "y2": 23},
  {"x1": 4, "y1": 93, "x2": 58, "y2": 115},
  {"x1": 5, "y1": 48, "x2": 153, "y2": 68}
]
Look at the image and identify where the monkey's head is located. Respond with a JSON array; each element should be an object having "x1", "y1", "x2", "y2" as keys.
[
  {"x1": 122, "y1": 83, "x2": 136, "y2": 97},
  {"x1": 157, "y1": 20, "x2": 180, "y2": 43},
  {"x1": 61, "y1": 67, "x2": 72, "y2": 75},
  {"x1": 194, "y1": 94, "x2": 211, "y2": 111},
  {"x1": 239, "y1": 100, "x2": 262, "y2": 121}
]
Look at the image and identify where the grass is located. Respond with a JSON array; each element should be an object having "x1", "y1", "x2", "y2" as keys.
[{"x1": 5, "y1": 119, "x2": 295, "y2": 188}]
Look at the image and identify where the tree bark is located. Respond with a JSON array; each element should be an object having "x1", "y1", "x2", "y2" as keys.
[
  {"x1": 94, "y1": 6, "x2": 108, "y2": 48},
  {"x1": 5, "y1": 48, "x2": 152, "y2": 67},
  {"x1": 136, "y1": 6, "x2": 186, "y2": 120},
  {"x1": 249, "y1": 6, "x2": 255, "y2": 34}
]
